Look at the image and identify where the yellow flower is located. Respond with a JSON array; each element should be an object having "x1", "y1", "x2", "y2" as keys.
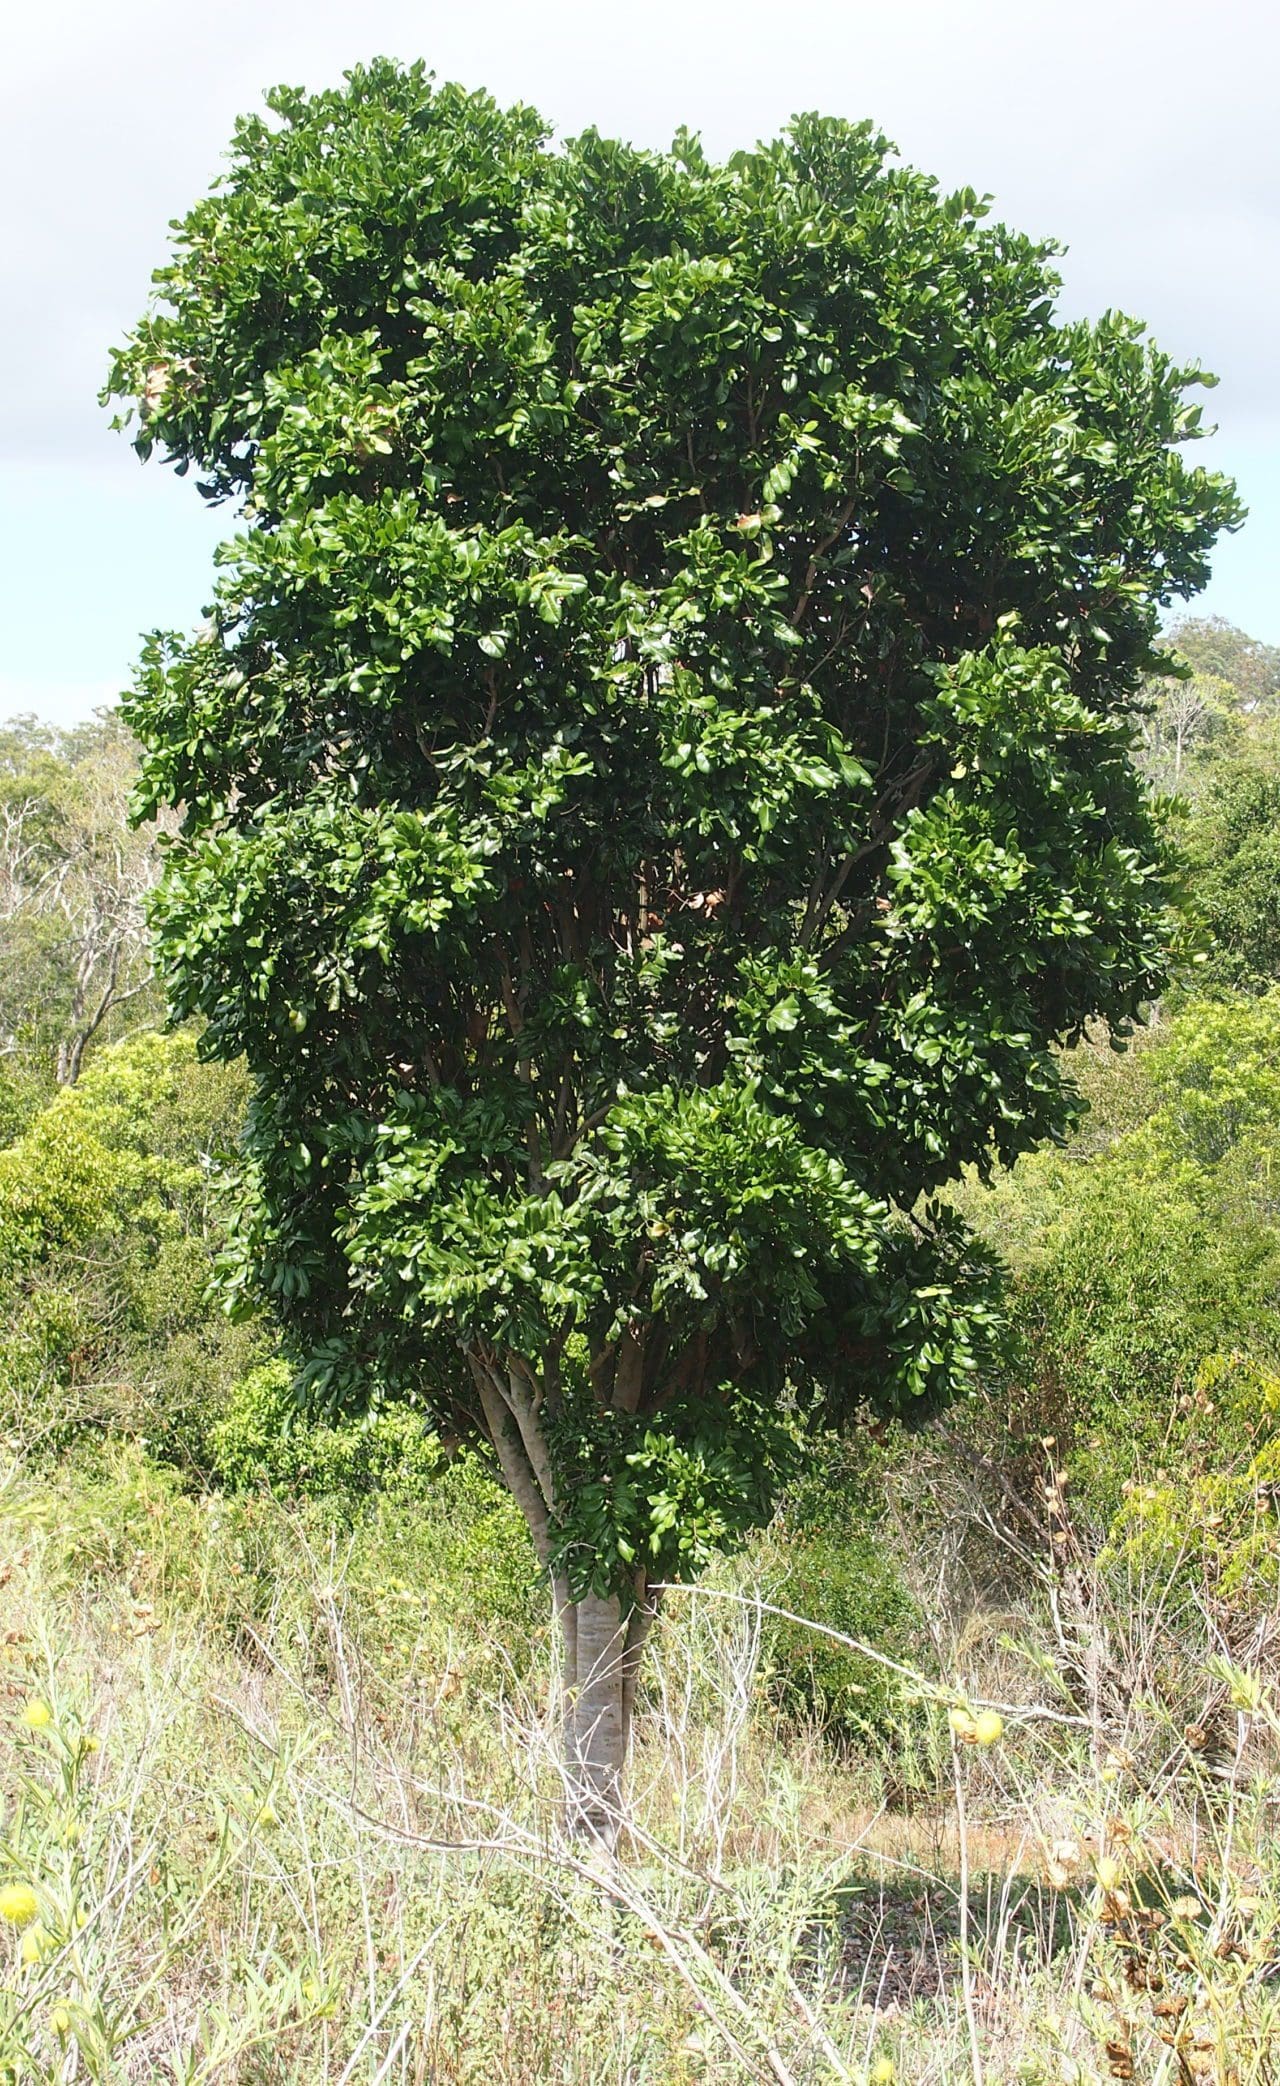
[
  {"x1": 1096, "y1": 1855, "x2": 1121, "y2": 1891},
  {"x1": 255, "y1": 1802, "x2": 279, "y2": 1830},
  {"x1": 21, "y1": 1923, "x2": 53, "y2": 1965},
  {"x1": 973, "y1": 1710, "x2": 1004, "y2": 1747},
  {"x1": 21, "y1": 1698, "x2": 51, "y2": 1731},
  {"x1": 0, "y1": 1884, "x2": 38, "y2": 1927},
  {"x1": 51, "y1": 2005, "x2": 72, "y2": 2037},
  {"x1": 948, "y1": 1708, "x2": 975, "y2": 1740},
  {"x1": 870, "y1": 2061, "x2": 896, "y2": 2086}
]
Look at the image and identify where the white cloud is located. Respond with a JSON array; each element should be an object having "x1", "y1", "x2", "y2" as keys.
[{"x1": 2, "y1": 0, "x2": 1277, "y2": 680}]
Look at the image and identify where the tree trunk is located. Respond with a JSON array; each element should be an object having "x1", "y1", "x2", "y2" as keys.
[
  {"x1": 56, "y1": 932, "x2": 127, "y2": 1086},
  {"x1": 466, "y1": 1343, "x2": 658, "y2": 1839},
  {"x1": 563, "y1": 1592, "x2": 626, "y2": 1840},
  {"x1": 557, "y1": 1587, "x2": 656, "y2": 1844}
]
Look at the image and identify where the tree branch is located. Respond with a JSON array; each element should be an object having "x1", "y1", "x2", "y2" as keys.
[
  {"x1": 468, "y1": 1352, "x2": 553, "y2": 1565},
  {"x1": 790, "y1": 499, "x2": 856, "y2": 632}
]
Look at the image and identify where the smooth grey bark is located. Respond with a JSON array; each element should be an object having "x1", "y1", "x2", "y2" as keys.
[
  {"x1": 564, "y1": 1591, "x2": 628, "y2": 1840},
  {"x1": 559, "y1": 1586, "x2": 658, "y2": 1844}
]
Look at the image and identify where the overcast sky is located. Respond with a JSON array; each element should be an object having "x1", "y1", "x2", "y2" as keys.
[{"x1": 3, "y1": 0, "x2": 1277, "y2": 727}]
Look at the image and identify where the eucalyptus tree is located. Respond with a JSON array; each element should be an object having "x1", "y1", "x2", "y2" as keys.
[
  {"x1": 1136, "y1": 667, "x2": 1239, "y2": 793},
  {"x1": 1162, "y1": 616, "x2": 1280, "y2": 715},
  {"x1": 0, "y1": 716, "x2": 163, "y2": 1088},
  {"x1": 108, "y1": 61, "x2": 1238, "y2": 1835}
]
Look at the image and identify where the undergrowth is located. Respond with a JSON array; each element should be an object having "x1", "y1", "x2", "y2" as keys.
[{"x1": 2, "y1": 1441, "x2": 1278, "y2": 2084}]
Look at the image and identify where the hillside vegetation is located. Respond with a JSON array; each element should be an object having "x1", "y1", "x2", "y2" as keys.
[{"x1": 3, "y1": 616, "x2": 1280, "y2": 2081}]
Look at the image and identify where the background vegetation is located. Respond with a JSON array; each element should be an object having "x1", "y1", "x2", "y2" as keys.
[{"x1": 3, "y1": 613, "x2": 1280, "y2": 2079}]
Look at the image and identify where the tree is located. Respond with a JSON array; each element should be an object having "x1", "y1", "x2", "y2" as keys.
[
  {"x1": 107, "y1": 63, "x2": 1239, "y2": 1836},
  {"x1": 0, "y1": 715, "x2": 166, "y2": 1089},
  {"x1": 1135, "y1": 666, "x2": 1240, "y2": 793},
  {"x1": 1161, "y1": 615, "x2": 1280, "y2": 715},
  {"x1": 1130, "y1": 618, "x2": 1280, "y2": 983},
  {"x1": 1184, "y1": 739, "x2": 1280, "y2": 991}
]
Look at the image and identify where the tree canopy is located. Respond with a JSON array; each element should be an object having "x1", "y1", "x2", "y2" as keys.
[{"x1": 108, "y1": 61, "x2": 1239, "y2": 1827}]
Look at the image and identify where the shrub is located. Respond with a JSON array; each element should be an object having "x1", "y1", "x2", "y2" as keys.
[
  {"x1": 1012, "y1": 1171, "x2": 1277, "y2": 1511},
  {"x1": 753, "y1": 1438, "x2": 928, "y2": 1747},
  {"x1": 960, "y1": 996, "x2": 1280, "y2": 1520},
  {"x1": 0, "y1": 1029, "x2": 258, "y2": 1469},
  {"x1": 209, "y1": 1360, "x2": 541, "y2": 1664},
  {"x1": 210, "y1": 1359, "x2": 445, "y2": 1503},
  {"x1": 344, "y1": 1464, "x2": 540, "y2": 1673},
  {"x1": 1104, "y1": 1353, "x2": 1280, "y2": 1610}
]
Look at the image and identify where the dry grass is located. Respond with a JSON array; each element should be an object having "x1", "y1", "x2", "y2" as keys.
[{"x1": 2, "y1": 1447, "x2": 1279, "y2": 2084}]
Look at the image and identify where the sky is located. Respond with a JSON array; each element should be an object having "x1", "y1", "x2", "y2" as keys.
[{"x1": 2, "y1": 0, "x2": 1277, "y2": 728}]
